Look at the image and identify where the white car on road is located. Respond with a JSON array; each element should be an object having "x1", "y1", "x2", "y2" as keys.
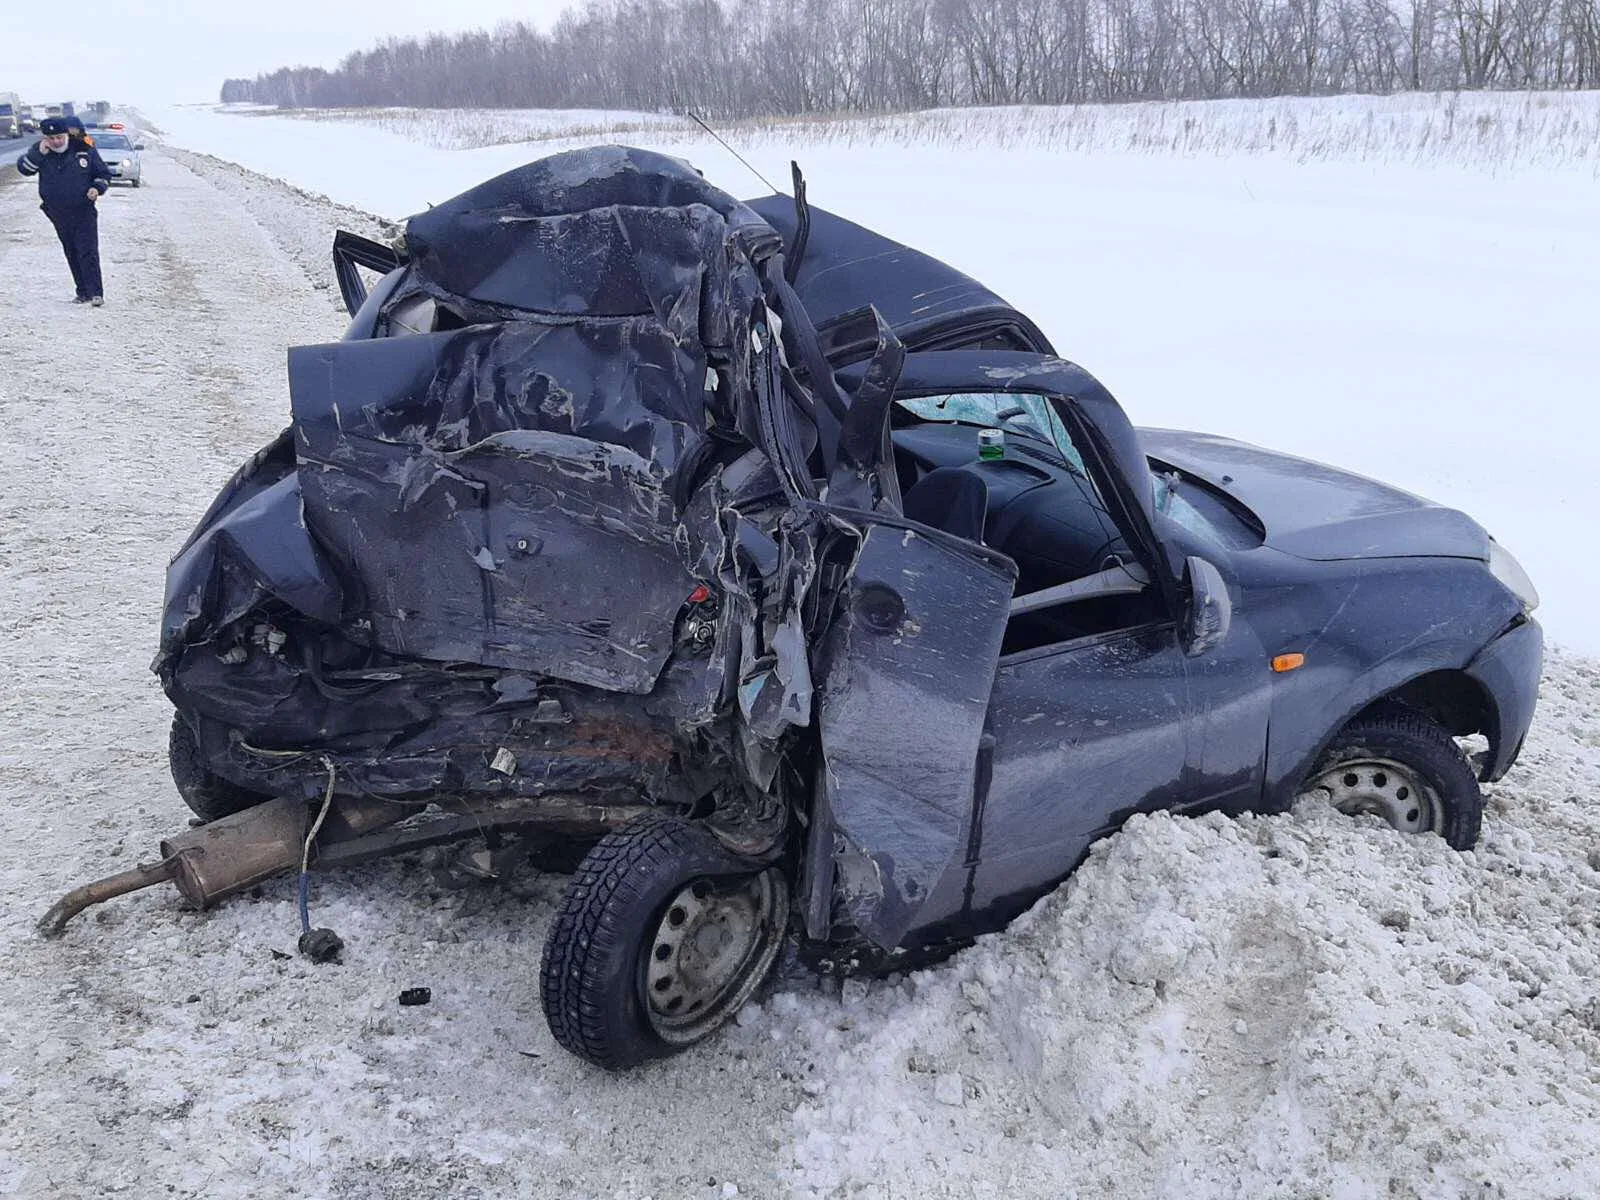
[{"x1": 92, "y1": 130, "x2": 143, "y2": 187}]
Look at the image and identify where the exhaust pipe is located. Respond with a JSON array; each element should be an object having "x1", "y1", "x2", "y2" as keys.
[
  {"x1": 160, "y1": 793, "x2": 407, "y2": 908},
  {"x1": 38, "y1": 793, "x2": 408, "y2": 937}
]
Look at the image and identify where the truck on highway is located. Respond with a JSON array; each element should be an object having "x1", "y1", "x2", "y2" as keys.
[{"x1": 0, "y1": 93, "x2": 21, "y2": 138}]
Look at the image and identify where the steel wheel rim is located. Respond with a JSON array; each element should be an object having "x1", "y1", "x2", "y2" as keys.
[
  {"x1": 1302, "y1": 756, "x2": 1442, "y2": 835},
  {"x1": 644, "y1": 868, "x2": 786, "y2": 1045}
]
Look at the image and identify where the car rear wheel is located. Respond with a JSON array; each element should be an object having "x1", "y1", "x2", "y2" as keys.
[
  {"x1": 1299, "y1": 708, "x2": 1482, "y2": 849},
  {"x1": 167, "y1": 714, "x2": 270, "y2": 823},
  {"x1": 540, "y1": 814, "x2": 789, "y2": 1070}
]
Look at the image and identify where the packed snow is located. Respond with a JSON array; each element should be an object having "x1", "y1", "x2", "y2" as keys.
[{"x1": 0, "y1": 97, "x2": 1596, "y2": 1197}]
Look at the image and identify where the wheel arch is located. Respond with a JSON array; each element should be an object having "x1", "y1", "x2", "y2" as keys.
[
  {"x1": 1356, "y1": 669, "x2": 1492, "y2": 742},
  {"x1": 1271, "y1": 666, "x2": 1499, "y2": 808}
]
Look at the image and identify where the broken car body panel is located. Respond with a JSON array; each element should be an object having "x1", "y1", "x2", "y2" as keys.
[
  {"x1": 816, "y1": 517, "x2": 1015, "y2": 949},
  {"x1": 288, "y1": 329, "x2": 700, "y2": 693}
]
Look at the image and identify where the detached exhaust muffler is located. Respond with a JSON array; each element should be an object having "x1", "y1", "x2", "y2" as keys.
[{"x1": 37, "y1": 793, "x2": 409, "y2": 938}]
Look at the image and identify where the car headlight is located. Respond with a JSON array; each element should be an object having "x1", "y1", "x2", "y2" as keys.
[{"x1": 1488, "y1": 540, "x2": 1539, "y2": 613}]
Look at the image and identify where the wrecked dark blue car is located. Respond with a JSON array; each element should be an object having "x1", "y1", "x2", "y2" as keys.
[{"x1": 124, "y1": 147, "x2": 1541, "y2": 1069}]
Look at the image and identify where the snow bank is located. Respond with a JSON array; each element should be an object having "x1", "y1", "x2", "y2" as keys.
[{"x1": 773, "y1": 757, "x2": 1600, "y2": 1196}]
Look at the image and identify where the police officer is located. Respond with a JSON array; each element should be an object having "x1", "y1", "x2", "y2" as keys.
[{"x1": 15, "y1": 116, "x2": 112, "y2": 306}]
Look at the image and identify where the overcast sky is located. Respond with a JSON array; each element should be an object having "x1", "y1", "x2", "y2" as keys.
[{"x1": 0, "y1": 0, "x2": 578, "y2": 107}]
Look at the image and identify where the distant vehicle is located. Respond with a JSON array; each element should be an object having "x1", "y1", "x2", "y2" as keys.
[
  {"x1": 43, "y1": 103, "x2": 62, "y2": 119},
  {"x1": 60, "y1": 101, "x2": 76, "y2": 118},
  {"x1": 0, "y1": 93, "x2": 20, "y2": 138},
  {"x1": 92, "y1": 130, "x2": 143, "y2": 186},
  {"x1": 18, "y1": 104, "x2": 38, "y2": 134}
]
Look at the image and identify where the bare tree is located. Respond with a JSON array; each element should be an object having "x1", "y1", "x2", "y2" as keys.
[{"x1": 225, "y1": 0, "x2": 1600, "y2": 114}]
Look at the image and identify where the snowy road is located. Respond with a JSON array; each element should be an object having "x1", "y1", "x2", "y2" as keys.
[{"x1": 1, "y1": 149, "x2": 1598, "y2": 1200}]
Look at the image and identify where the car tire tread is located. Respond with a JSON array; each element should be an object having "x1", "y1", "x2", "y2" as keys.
[
  {"x1": 167, "y1": 714, "x2": 269, "y2": 823},
  {"x1": 540, "y1": 814, "x2": 774, "y2": 1070},
  {"x1": 1312, "y1": 706, "x2": 1483, "y2": 849}
]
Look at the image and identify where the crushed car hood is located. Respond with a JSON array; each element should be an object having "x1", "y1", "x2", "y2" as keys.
[{"x1": 1140, "y1": 430, "x2": 1490, "y2": 562}]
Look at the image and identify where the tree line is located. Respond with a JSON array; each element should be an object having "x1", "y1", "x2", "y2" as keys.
[{"x1": 222, "y1": 0, "x2": 1600, "y2": 113}]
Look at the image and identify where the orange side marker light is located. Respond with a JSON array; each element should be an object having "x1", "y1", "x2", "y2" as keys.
[{"x1": 1271, "y1": 653, "x2": 1305, "y2": 673}]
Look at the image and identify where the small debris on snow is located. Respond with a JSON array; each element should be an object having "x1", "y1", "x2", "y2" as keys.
[{"x1": 297, "y1": 927, "x2": 344, "y2": 964}]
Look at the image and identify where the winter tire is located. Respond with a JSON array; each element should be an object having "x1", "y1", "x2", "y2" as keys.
[
  {"x1": 167, "y1": 714, "x2": 270, "y2": 823},
  {"x1": 1299, "y1": 707, "x2": 1483, "y2": 849},
  {"x1": 540, "y1": 814, "x2": 789, "y2": 1070}
]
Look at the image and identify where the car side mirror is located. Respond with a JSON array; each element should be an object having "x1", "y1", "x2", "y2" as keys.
[
  {"x1": 134, "y1": 143, "x2": 146, "y2": 151},
  {"x1": 1182, "y1": 555, "x2": 1231, "y2": 657}
]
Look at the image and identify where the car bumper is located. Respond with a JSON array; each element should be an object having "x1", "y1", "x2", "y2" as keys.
[{"x1": 1465, "y1": 616, "x2": 1543, "y2": 782}]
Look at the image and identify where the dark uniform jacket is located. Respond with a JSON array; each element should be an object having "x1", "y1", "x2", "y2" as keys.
[{"x1": 16, "y1": 140, "x2": 112, "y2": 212}]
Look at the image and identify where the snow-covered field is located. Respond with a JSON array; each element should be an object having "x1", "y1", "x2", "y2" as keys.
[
  {"x1": 261, "y1": 105, "x2": 682, "y2": 151},
  {"x1": 0, "y1": 97, "x2": 1596, "y2": 1197}
]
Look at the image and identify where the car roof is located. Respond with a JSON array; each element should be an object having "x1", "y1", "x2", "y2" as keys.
[{"x1": 744, "y1": 194, "x2": 1053, "y2": 363}]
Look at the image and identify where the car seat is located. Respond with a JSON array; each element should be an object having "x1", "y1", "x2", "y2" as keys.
[{"x1": 900, "y1": 467, "x2": 989, "y2": 544}]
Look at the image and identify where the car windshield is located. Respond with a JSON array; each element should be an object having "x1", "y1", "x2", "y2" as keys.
[
  {"x1": 895, "y1": 392, "x2": 1087, "y2": 474},
  {"x1": 95, "y1": 134, "x2": 131, "y2": 149}
]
